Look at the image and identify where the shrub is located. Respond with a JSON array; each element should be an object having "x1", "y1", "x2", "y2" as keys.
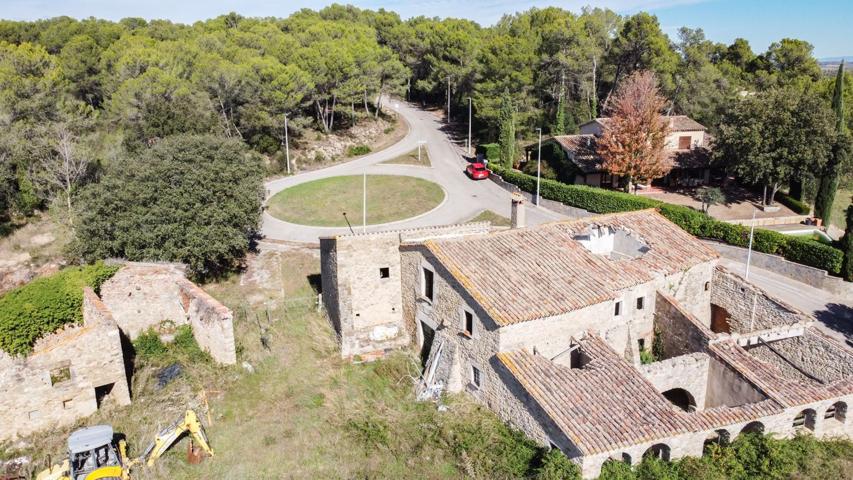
[
  {"x1": 173, "y1": 324, "x2": 209, "y2": 361},
  {"x1": 345, "y1": 416, "x2": 390, "y2": 448},
  {"x1": 598, "y1": 460, "x2": 636, "y2": 480},
  {"x1": 347, "y1": 144, "x2": 371, "y2": 156},
  {"x1": 476, "y1": 143, "x2": 501, "y2": 161},
  {"x1": 133, "y1": 328, "x2": 167, "y2": 357},
  {"x1": 535, "y1": 449, "x2": 581, "y2": 480},
  {"x1": 775, "y1": 191, "x2": 811, "y2": 215},
  {"x1": 0, "y1": 263, "x2": 120, "y2": 355},
  {"x1": 492, "y1": 167, "x2": 847, "y2": 276}
]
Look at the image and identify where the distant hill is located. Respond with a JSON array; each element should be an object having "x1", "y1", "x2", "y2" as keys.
[{"x1": 819, "y1": 56, "x2": 853, "y2": 71}]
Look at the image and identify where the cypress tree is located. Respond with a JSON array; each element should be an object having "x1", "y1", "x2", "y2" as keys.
[
  {"x1": 841, "y1": 201, "x2": 853, "y2": 281},
  {"x1": 553, "y1": 94, "x2": 566, "y2": 135},
  {"x1": 815, "y1": 61, "x2": 846, "y2": 225},
  {"x1": 498, "y1": 90, "x2": 516, "y2": 168}
]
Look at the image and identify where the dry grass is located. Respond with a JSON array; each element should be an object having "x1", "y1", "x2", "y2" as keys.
[
  {"x1": 0, "y1": 213, "x2": 69, "y2": 268},
  {"x1": 467, "y1": 210, "x2": 511, "y2": 227},
  {"x1": 380, "y1": 147, "x2": 431, "y2": 167}
]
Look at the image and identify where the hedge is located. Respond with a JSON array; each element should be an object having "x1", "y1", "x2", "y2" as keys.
[
  {"x1": 775, "y1": 192, "x2": 812, "y2": 215},
  {"x1": 0, "y1": 262, "x2": 120, "y2": 355},
  {"x1": 476, "y1": 143, "x2": 501, "y2": 162},
  {"x1": 490, "y1": 166, "x2": 844, "y2": 275}
]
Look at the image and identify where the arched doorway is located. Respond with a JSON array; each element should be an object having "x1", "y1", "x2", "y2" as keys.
[
  {"x1": 643, "y1": 443, "x2": 671, "y2": 461},
  {"x1": 703, "y1": 429, "x2": 731, "y2": 452},
  {"x1": 740, "y1": 421, "x2": 764, "y2": 435},
  {"x1": 793, "y1": 409, "x2": 817, "y2": 431},
  {"x1": 662, "y1": 388, "x2": 697, "y2": 412}
]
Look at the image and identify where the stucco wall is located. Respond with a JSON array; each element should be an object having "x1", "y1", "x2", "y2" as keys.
[
  {"x1": 0, "y1": 288, "x2": 130, "y2": 441},
  {"x1": 704, "y1": 355, "x2": 768, "y2": 408},
  {"x1": 710, "y1": 267, "x2": 808, "y2": 334}
]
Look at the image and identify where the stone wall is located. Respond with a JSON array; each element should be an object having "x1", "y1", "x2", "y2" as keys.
[
  {"x1": 705, "y1": 240, "x2": 853, "y2": 298},
  {"x1": 704, "y1": 355, "x2": 768, "y2": 408},
  {"x1": 319, "y1": 238, "x2": 342, "y2": 338},
  {"x1": 178, "y1": 279, "x2": 236, "y2": 365},
  {"x1": 710, "y1": 267, "x2": 809, "y2": 334},
  {"x1": 100, "y1": 263, "x2": 187, "y2": 339},
  {"x1": 638, "y1": 353, "x2": 711, "y2": 410},
  {"x1": 653, "y1": 292, "x2": 713, "y2": 359},
  {"x1": 0, "y1": 288, "x2": 130, "y2": 441},
  {"x1": 745, "y1": 330, "x2": 853, "y2": 384}
]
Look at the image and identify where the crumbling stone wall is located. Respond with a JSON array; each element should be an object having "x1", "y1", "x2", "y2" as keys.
[
  {"x1": 100, "y1": 263, "x2": 187, "y2": 338},
  {"x1": 0, "y1": 288, "x2": 130, "y2": 441},
  {"x1": 653, "y1": 292, "x2": 713, "y2": 359},
  {"x1": 178, "y1": 279, "x2": 236, "y2": 365},
  {"x1": 710, "y1": 267, "x2": 808, "y2": 334},
  {"x1": 638, "y1": 353, "x2": 711, "y2": 410},
  {"x1": 746, "y1": 331, "x2": 853, "y2": 384}
]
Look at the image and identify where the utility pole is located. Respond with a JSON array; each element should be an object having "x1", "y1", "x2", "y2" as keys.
[
  {"x1": 467, "y1": 97, "x2": 472, "y2": 156},
  {"x1": 446, "y1": 76, "x2": 451, "y2": 123},
  {"x1": 284, "y1": 113, "x2": 291, "y2": 175},
  {"x1": 363, "y1": 172, "x2": 367, "y2": 233},
  {"x1": 535, "y1": 127, "x2": 542, "y2": 206},
  {"x1": 745, "y1": 209, "x2": 757, "y2": 280}
]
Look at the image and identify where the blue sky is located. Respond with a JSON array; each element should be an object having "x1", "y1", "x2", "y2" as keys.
[{"x1": 3, "y1": 0, "x2": 851, "y2": 58}]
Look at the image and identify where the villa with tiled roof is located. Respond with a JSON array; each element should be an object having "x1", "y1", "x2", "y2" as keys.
[{"x1": 320, "y1": 203, "x2": 852, "y2": 478}]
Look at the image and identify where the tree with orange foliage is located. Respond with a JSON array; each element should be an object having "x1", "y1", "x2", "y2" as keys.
[{"x1": 597, "y1": 70, "x2": 672, "y2": 193}]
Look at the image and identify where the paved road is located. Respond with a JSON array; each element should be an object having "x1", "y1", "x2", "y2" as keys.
[
  {"x1": 719, "y1": 258, "x2": 853, "y2": 345},
  {"x1": 261, "y1": 100, "x2": 566, "y2": 243}
]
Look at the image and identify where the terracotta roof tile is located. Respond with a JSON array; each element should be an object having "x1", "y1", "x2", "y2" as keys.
[{"x1": 425, "y1": 210, "x2": 718, "y2": 326}]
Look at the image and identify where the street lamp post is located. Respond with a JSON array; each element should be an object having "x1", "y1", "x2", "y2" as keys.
[
  {"x1": 284, "y1": 113, "x2": 291, "y2": 175},
  {"x1": 535, "y1": 128, "x2": 542, "y2": 206},
  {"x1": 467, "y1": 97, "x2": 472, "y2": 156},
  {"x1": 363, "y1": 171, "x2": 367, "y2": 233}
]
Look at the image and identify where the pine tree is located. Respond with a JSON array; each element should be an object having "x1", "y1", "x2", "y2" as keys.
[
  {"x1": 841, "y1": 201, "x2": 853, "y2": 281},
  {"x1": 815, "y1": 61, "x2": 846, "y2": 225},
  {"x1": 498, "y1": 90, "x2": 516, "y2": 168}
]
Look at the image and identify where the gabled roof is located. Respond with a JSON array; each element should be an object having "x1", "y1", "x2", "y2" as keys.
[
  {"x1": 581, "y1": 115, "x2": 706, "y2": 132},
  {"x1": 424, "y1": 210, "x2": 718, "y2": 326}
]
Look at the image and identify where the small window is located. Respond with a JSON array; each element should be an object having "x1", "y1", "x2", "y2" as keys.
[
  {"x1": 704, "y1": 281, "x2": 710, "y2": 291},
  {"x1": 638, "y1": 339, "x2": 645, "y2": 351},
  {"x1": 636, "y1": 297, "x2": 644, "y2": 310},
  {"x1": 463, "y1": 310, "x2": 474, "y2": 337},
  {"x1": 614, "y1": 301, "x2": 622, "y2": 316},
  {"x1": 379, "y1": 267, "x2": 390, "y2": 279},
  {"x1": 28, "y1": 410, "x2": 40, "y2": 420},
  {"x1": 63, "y1": 399, "x2": 73, "y2": 409},
  {"x1": 678, "y1": 135, "x2": 691, "y2": 150},
  {"x1": 50, "y1": 366, "x2": 71, "y2": 386},
  {"x1": 422, "y1": 268, "x2": 434, "y2": 301},
  {"x1": 471, "y1": 366, "x2": 481, "y2": 388}
]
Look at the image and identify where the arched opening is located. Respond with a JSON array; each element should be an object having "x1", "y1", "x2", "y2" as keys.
[
  {"x1": 643, "y1": 443, "x2": 671, "y2": 461},
  {"x1": 703, "y1": 429, "x2": 731, "y2": 452},
  {"x1": 662, "y1": 388, "x2": 697, "y2": 412},
  {"x1": 824, "y1": 402, "x2": 847, "y2": 424},
  {"x1": 621, "y1": 452, "x2": 632, "y2": 465},
  {"x1": 793, "y1": 409, "x2": 817, "y2": 431},
  {"x1": 740, "y1": 421, "x2": 764, "y2": 435}
]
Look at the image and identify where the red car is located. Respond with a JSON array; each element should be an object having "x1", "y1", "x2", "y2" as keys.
[{"x1": 466, "y1": 162, "x2": 490, "y2": 180}]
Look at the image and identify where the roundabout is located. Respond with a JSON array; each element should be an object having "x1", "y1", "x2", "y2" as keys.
[{"x1": 266, "y1": 175, "x2": 445, "y2": 227}]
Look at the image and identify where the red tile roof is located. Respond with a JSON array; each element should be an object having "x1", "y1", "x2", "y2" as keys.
[
  {"x1": 584, "y1": 115, "x2": 706, "y2": 132},
  {"x1": 425, "y1": 210, "x2": 718, "y2": 326}
]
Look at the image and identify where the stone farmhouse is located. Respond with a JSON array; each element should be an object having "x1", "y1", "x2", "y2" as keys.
[
  {"x1": 321, "y1": 203, "x2": 852, "y2": 478},
  {"x1": 0, "y1": 262, "x2": 235, "y2": 442},
  {"x1": 523, "y1": 115, "x2": 713, "y2": 189}
]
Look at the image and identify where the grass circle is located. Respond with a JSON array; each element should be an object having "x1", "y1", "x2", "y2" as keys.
[{"x1": 267, "y1": 175, "x2": 445, "y2": 227}]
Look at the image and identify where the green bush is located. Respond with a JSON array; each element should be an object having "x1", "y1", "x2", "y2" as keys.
[
  {"x1": 535, "y1": 449, "x2": 581, "y2": 480},
  {"x1": 172, "y1": 324, "x2": 208, "y2": 361},
  {"x1": 0, "y1": 263, "x2": 120, "y2": 355},
  {"x1": 491, "y1": 166, "x2": 846, "y2": 276},
  {"x1": 775, "y1": 192, "x2": 812, "y2": 215},
  {"x1": 476, "y1": 143, "x2": 501, "y2": 161},
  {"x1": 133, "y1": 328, "x2": 167, "y2": 357},
  {"x1": 347, "y1": 144, "x2": 371, "y2": 156}
]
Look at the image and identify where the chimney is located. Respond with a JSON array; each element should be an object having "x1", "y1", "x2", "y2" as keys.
[{"x1": 511, "y1": 192, "x2": 526, "y2": 229}]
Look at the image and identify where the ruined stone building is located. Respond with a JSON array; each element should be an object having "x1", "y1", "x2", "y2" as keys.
[
  {"x1": 321, "y1": 206, "x2": 853, "y2": 478},
  {"x1": 0, "y1": 262, "x2": 235, "y2": 441}
]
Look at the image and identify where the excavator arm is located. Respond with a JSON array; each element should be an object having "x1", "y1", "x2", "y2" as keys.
[{"x1": 138, "y1": 410, "x2": 214, "y2": 467}]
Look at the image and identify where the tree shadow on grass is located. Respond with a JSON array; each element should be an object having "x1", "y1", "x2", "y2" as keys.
[{"x1": 813, "y1": 303, "x2": 853, "y2": 346}]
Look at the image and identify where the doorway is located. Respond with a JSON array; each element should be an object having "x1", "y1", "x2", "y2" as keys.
[{"x1": 420, "y1": 321, "x2": 435, "y2": 367}]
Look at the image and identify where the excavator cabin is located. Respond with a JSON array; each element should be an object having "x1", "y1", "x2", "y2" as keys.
[{"x1": 66, "y1": 426, "x2": 126, "y2": 480}]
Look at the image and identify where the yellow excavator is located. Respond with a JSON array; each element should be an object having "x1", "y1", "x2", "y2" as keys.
[{"x1": 36, "y1": 410, "x2": 213, "y2": 480}]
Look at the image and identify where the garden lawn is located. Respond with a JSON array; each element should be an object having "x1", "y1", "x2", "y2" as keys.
[
  {"x1": 267, "y1": 175, "x2": 444, "y2": 227},
  {"x1": 830, "y1": 188, "x2": 852, "y2": 230}
]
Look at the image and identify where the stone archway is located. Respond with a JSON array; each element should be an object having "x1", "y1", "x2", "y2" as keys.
[
  {"x1": 662, "y1": 388, "x2": 697, "y2": 412},
  {"x1": 703, "y1": 429, "x2": 731, "y2": 452},
  {"x1": 643, "y1": 443, "x2": 671, "y2": 461},
  {"x1": 793, "y1": 409, "x2": 817, "y2": 431},
  {"x1": 825, "y1": 401, "x2": 847, "y2": 424},
  {"x1": 740, "y1": 421, "x2": 764, "y2": 435}
]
